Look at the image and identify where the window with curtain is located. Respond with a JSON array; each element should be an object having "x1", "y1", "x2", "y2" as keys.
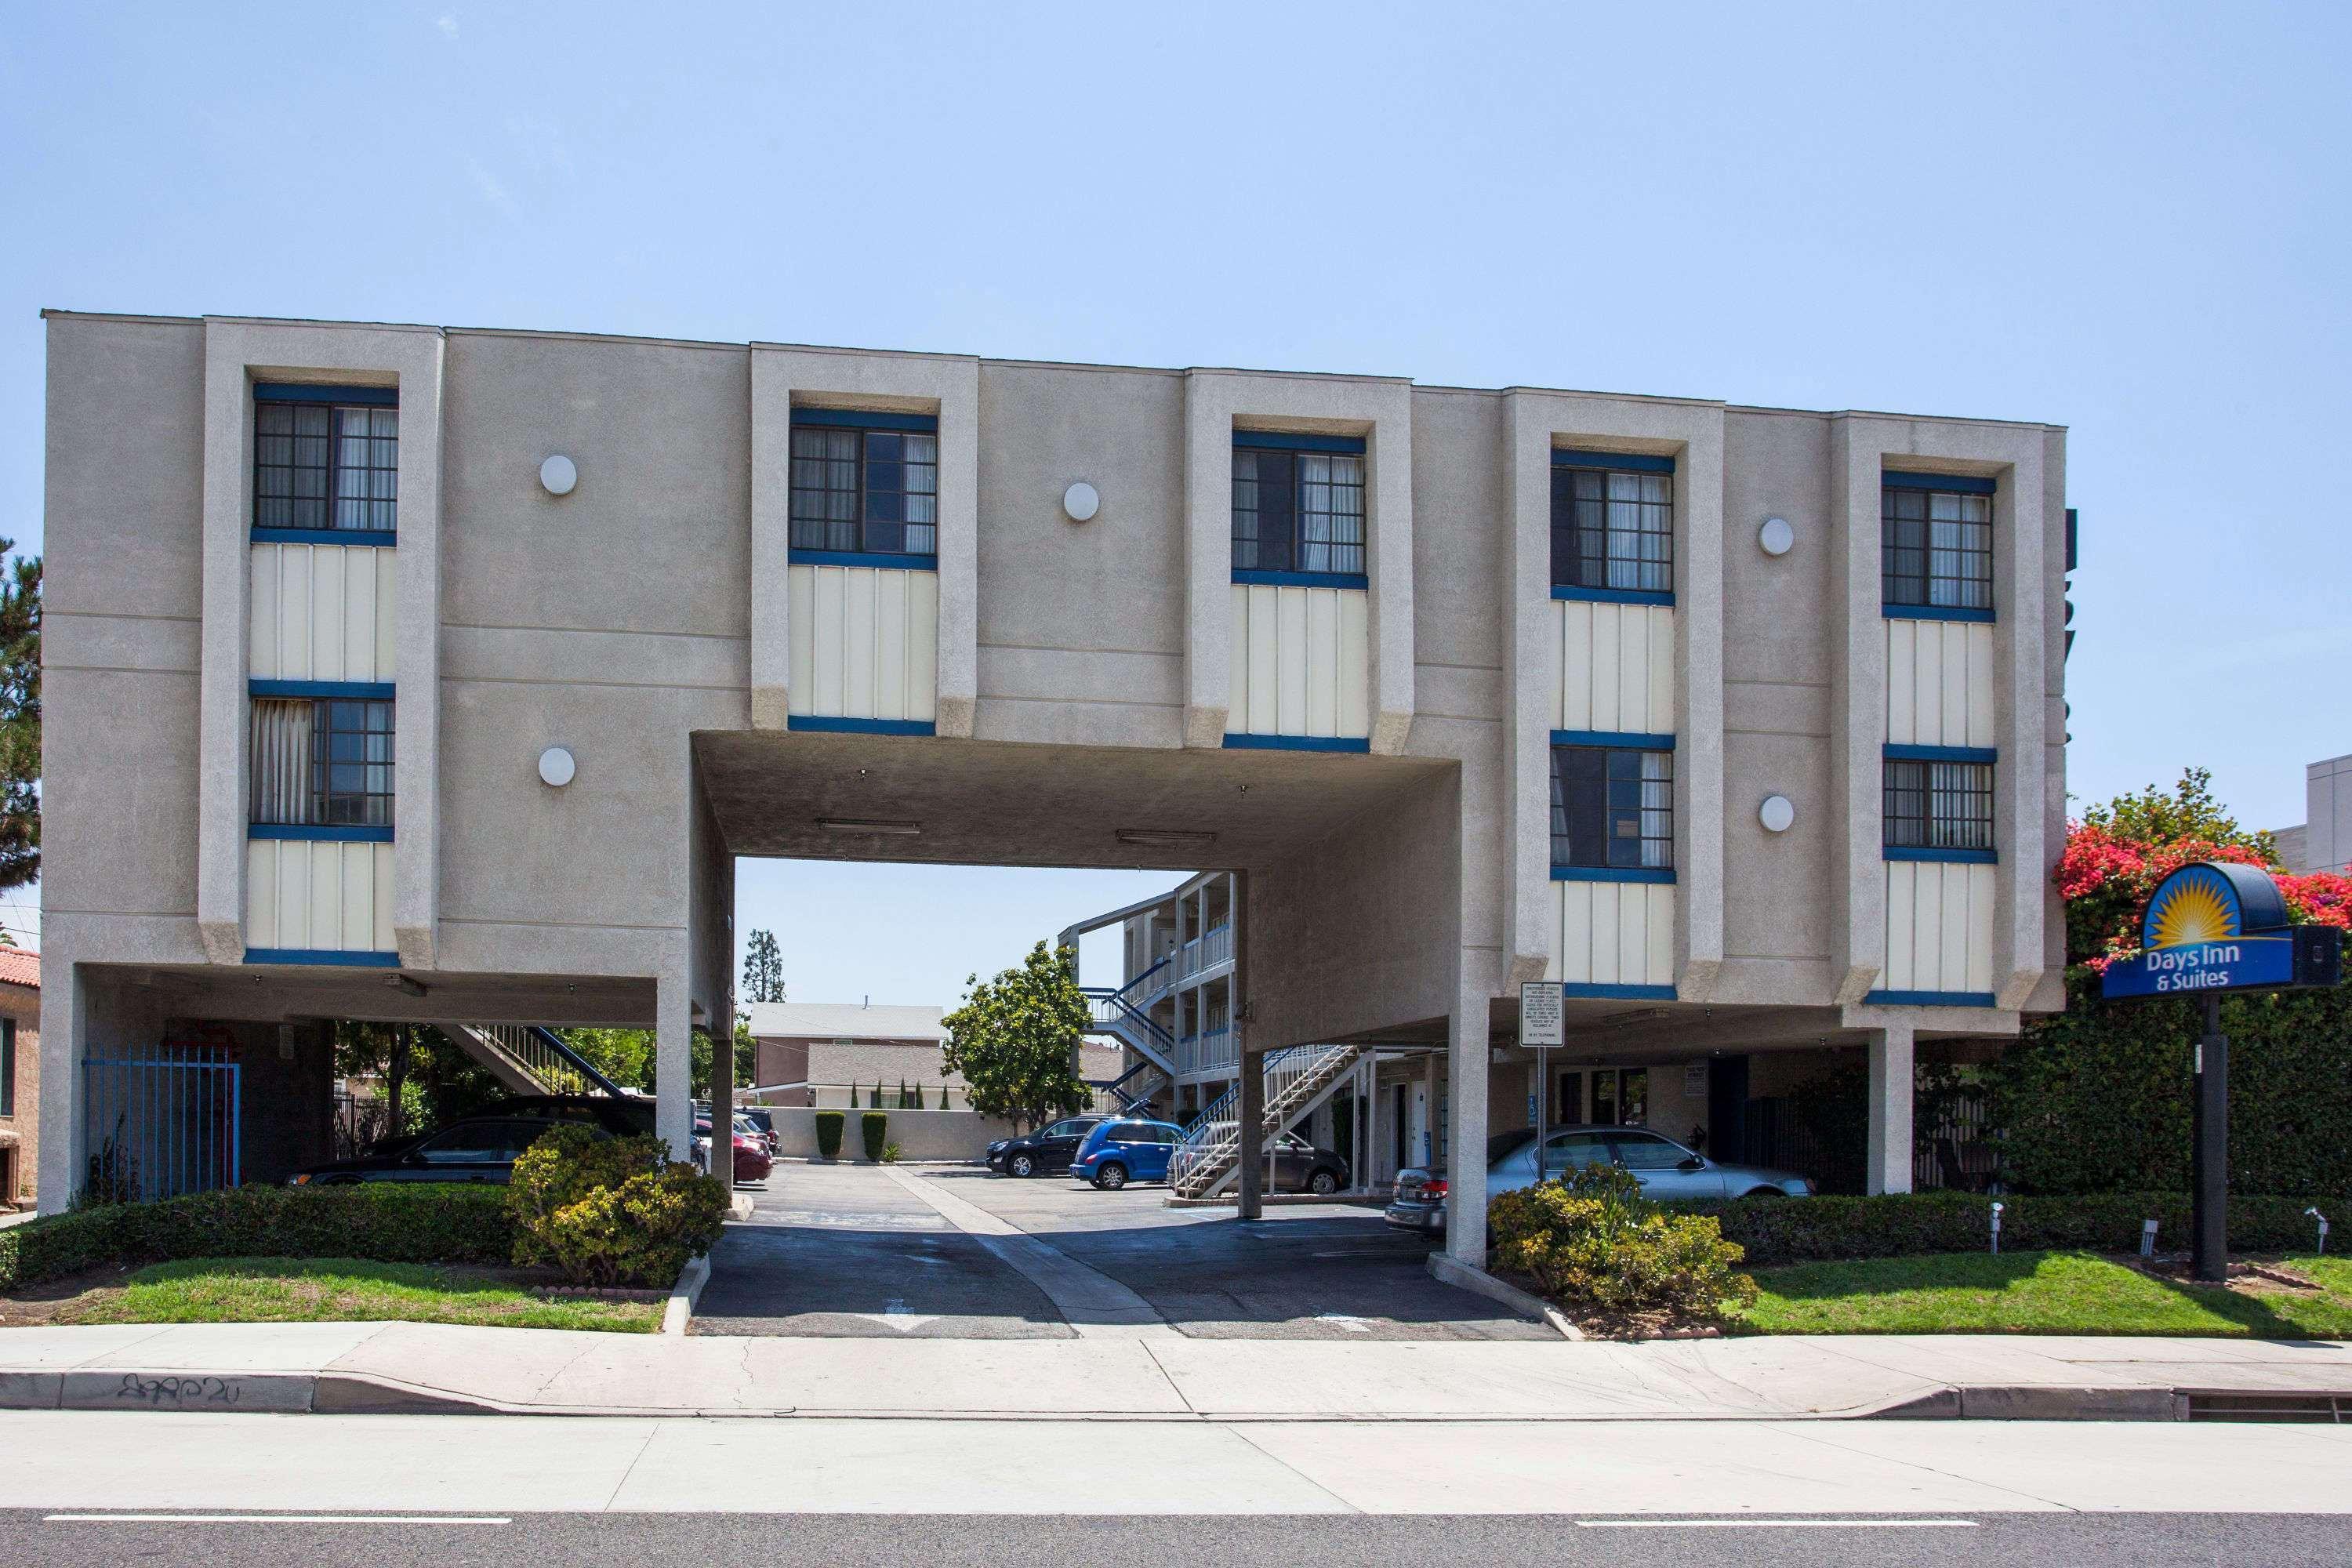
[
  {"x1": 1550, "y1": 745, "x2": 1674, "y2": 870},
  {"x1": 788, "y1": 421, "x2": 938, "y2": 558},
  {"x1": 1232, "y1": 446, "x2": 1366, "y2": 577},
  {"x1": 253, "y1": 395, "x2": 398, "y2": 533},
  {"x1": 1882, "y1": 477, "x2": 1993, "y2": 612},
  {"x1": 1883, "y1": 759, "x2": 1993, "y2": 851},
  {"x1": 0, "y1": 1018, "x2": 13, "y2": 1117},
  {"x1": 1551, "y1": 457, "x2": 1672, "y2": 593},
  {"x1": 250, "y1": 698, "x2": 394, "y2": 829}
]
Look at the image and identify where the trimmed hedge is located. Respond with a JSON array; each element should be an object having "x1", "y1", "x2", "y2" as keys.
[
  {"x1": 815, "y1": 1110, "x2": 844, "y2": 1161},
  {"x1": 0, "y1": 1184, "x2": 513, "y2": 1294},
  {"x1": 860, "y1": 1112, "x2": 887, "y2": 1163},
  {"x1": 1672, "y1": 1190, "x2": 2346, "y2": 1269}
]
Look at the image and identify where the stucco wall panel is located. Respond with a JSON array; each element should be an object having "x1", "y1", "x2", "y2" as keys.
[{"x1": 788, "y1": 564, "x2": 938, "y2": 721}]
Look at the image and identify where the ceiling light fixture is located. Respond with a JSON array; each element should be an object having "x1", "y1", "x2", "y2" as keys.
[
  {"x1": 818, "y1": 818, "x2": 922, "y2": 837},
  {"x1": 1115, "y1": 829, "x2": 1217, "y2": 850}
]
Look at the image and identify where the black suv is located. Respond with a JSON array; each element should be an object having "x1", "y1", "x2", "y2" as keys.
[{"x1": 987, "y1": 1116, "x2": 1108, "y2": 1178}]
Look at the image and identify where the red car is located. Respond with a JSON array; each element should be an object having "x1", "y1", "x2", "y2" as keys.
[{"x1": 694, "y1": 1120, "x2": 772, "y2": 1184}]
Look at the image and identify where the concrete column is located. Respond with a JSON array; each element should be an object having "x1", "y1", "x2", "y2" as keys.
[
  {"x1": 35, "y1": 956, "x2": 89, "y2": 1214},
  {"x1": 1866, "y1": 1022, "x2": 1915, "y2": 1195},
  {"x1": 1445, "y1": 994, "x2": 1490, "y2": 1266},
  {"x1": 655, "y1": 967, "x2": 694, "y2": 1163},
  {"x1": 1236, "y1": 1047, "x2": 1265, "y2": 1219},
  {"x1": 710, "y1": 1004, "x2": 735, "y2": 1206}
]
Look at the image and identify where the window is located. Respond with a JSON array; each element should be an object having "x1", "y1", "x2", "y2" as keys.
[
  {"x1": 1884, "y1": 758, "x2": 1994, "y2": 853},
  {"x1": 1611, "y1": 1131, "x2": 1690, "y2": 1170},
  {"x1": 414, "y1": 1120, "x2": 545, "y2": 1164},
  {"x1": 1552, "y1": 454, "x2": 1672, "y2": 594},
  {"x1": 1232, "y1": 439, "x2": 1366, "y2": 578},
  {"x1": 1882, "y1": 475, "x2": 1993, "y2": 612},
  {"x1": 1588, "y1": 1067, "x2": 1647, "y2": 1127},
  {"x1": 788, "y1": 416, "x2": 938, "y2": 560},
  {"x1": 0, "y1": 1018, "x2": 13, "y2": 1118},
  {"x1": 1551, "y1": 746, "x2": 1673, "y2": 869},
  {"x1": 249, "y1": 698, "x2": 395, "y2": 829},
  {"x1": 1538, "y1": 1131, "x2": 1613, "y2": 1175},
  {"x1": 253, "y1": 390, "x2": 398, "y2": 535}
]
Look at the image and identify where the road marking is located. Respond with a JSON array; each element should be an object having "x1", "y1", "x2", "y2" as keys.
[
  {"x1": 47, "y1": 1515, "x2": 511, "y2": 1525},
  {"x1": 1577, "y1": 1519, "x2": 1979, "y2": 1529}
]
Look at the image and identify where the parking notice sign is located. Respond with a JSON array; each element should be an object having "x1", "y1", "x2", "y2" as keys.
[{"x1": 1519, "y1": 980, "x2": 1564, "y2": 1046}]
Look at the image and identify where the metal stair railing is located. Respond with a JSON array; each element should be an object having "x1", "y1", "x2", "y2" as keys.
[
  {"x1": 448, "y1": 1024, "x2": 628, "y2": 1099},
  {"x1": 1167, "y1": 1042, "x2": 1365, "y2": 1200},
  {"x1": 1080, "y1": 985, "x2": 1178, "y2": 1078}
]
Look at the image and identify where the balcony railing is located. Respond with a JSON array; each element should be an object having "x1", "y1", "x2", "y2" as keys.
[
  {"x1": 1178, "y1": 923, "x2": 1233, "y2": 980},
  {"x1": 1177, "y1": 1025, "x2": 1237, "y2": 1078}
]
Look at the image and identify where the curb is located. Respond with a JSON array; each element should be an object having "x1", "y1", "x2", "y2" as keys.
[
  {"x1": 663, "y1": 1255, "x2": 713, "y2": 1337},
  {"x1": 1425, "y1": 1252, "x2": 1584, "y2": 1341}
]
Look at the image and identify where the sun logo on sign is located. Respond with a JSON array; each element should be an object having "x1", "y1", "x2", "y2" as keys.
[{"x1": 2147, "y1": 866, "x2": 2238, "y2": 950}]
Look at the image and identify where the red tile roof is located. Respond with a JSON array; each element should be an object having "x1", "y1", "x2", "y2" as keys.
[{"x1": 0, "y1": 949, "x2": 38, "y2": 989}]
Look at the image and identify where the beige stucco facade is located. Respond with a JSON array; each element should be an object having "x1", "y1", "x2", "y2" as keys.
[{"x1": 38, "y1": 311, "x2": 2067, "y2": 1253}]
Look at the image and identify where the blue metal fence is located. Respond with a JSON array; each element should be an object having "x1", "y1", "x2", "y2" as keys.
[{"x1": 81, "y1": 1046, "x2": 241, "y2": 1203}]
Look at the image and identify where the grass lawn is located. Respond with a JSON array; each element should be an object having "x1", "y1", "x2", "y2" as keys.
[
  {"x1": 56, "y1": 1258, "x2": 662, "y2": 1334},
  {"x1": 1733, "y1": 1250, "x2": 2352, "y2": 1338}
]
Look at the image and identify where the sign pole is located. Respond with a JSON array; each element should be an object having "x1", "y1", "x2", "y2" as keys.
[
  {"x1": 2194, "y1": 993, "x2": 2229, "y2": 1283},
  {"x1": 1519, "y1": 981, "x2": 1564, "y2": 1185}
]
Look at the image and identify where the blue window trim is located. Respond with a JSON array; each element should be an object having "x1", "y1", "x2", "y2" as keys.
[
  {"x1": 1884, "y1": 846, "x2": 1998, "y2": 865},
  {"x1": 1882, "y1": 470, "x2": 1995, "y2": 495},
  {"x1": 249, "y1": 679, "x2": 395, "y2": 701},
  {"x1": 1885, "y1": 743, "x2": 1997, "y2": 764},
  {"x1": 1552, "y1": 448, "x2": 1675, "y2": 474},
  {"x1": 1554, "y1": 729, "x2": 1676, "y2": 751},
  {"x1": 250, "y1": 527, "x2": 398, "y2": 548},
  {"x1": 1552, "y1": 865, "x2": 1676, "y2": 884},
  {"x1": 1232, "y1": 428, "x2": 1366, "y2": 454},
  {"x1": 791, "y1": 406, "x2": 938, "y2": 434},
  {"x1": 786, "y1": 716, "x2": 936, "y2": 737},
  {"x1": 1551, "y1": 584, "x2": 1675, "y2": 607},
  {"x1": 1230, "y1": 568, "x2": 1368, "y2": 590},
  {"x1": 1866, "y1": 989, "x2": 1998, "y2": 1008},
  {"x1": 245, "y1": 948, "x2": 402, "y2": 969},
  {"x1": 1559, "y1": 982, "x2": 1679, "y2": 1001},
  {"x1": 788, "y1": 549, "x2": 939, "y2": 572},
  {"x1": 254, "y1": 383, "x2": 397, "y2": 408},
  {"x1": 249, "y1": 823, "x2": 394, "y2": 844},
  {"x1": 1884, "y1": 602, "x2": 1995, "y2": 623},
  {"x1": 1221, "y1": 734, "x2": 1371, "y2": 753}
]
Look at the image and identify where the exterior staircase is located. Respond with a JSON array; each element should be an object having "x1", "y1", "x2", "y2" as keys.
[
  {"x1": 1080, "y1": 959, "x2": 1178, "y2": 1112},
  {"x1": 446, "y1": 1024, "x2": 627, "y2": 1098},
  {"x1": 1168, "y1": 1041, "x2": 1366, "y2": 1199}
]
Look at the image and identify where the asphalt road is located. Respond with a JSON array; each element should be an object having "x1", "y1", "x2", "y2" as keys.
[
  {"x1": 695, "y1": 1159, "x2": 1549, "y2": 1339},
  {"x1": 8, "y1": 1512, "x2": 2352, "y2": 1567}
]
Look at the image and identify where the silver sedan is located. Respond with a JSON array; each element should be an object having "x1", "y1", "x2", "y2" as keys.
[{"x1": 1385, "y1": 1124, "x2": 1813, "y2": 1233}]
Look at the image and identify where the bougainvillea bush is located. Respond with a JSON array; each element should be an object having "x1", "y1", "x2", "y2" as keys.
[{"x1": 1984, "y1": 770, "x2": 2352, "y2": 1197}]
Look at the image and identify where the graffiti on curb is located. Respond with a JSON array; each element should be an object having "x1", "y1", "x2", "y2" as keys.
[{"x1": 114, "y1": 1374, "x2": 243, "y2": 1408}]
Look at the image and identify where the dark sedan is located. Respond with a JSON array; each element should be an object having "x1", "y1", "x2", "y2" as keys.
[
  {"x1": 289, "y1": 1114, "x2": 589, "y2": 1186},
  {"x1": 987, "y1": 1116, "x2": 1108, "y2": 1178}
]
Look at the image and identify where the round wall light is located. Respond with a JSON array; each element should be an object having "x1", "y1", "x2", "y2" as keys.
[
  {"x1": 540, "y1": 455, "x2": 579, "y2": 496},
  {"x1": 1062, "y1": 481, "x2": 1100, "y2": 522},
  {"x1": 1759, "y1": 516, "x2": 1794, "y2": 557},
  {"x1": 1759, "y1": 794, "x2": 1796, "y2": 833},
  {"x1": 538, "y1": 746, "x2": 576, "y2": 788}
]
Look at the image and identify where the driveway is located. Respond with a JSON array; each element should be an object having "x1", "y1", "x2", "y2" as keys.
[{"x1": 693, "y1": 1161, "x2": 1552, "y2": 1341}]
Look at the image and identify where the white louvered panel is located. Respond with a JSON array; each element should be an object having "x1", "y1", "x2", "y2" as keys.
[
  {"x1": 248, "y1": 543, "x2": 396, "y2": 683},
  {"x1": 1552, "y1": 599, "x2": 1676, "y2": 735},
  {"x1": 1225, "y1": 583, "x2": 1370, "y2": 739}
]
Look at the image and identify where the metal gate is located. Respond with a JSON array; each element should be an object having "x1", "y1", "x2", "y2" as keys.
[{"x1": 81, "y1": 1045, "x2": 241, "y2": 1203}]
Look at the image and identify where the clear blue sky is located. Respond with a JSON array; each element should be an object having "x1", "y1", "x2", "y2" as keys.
[{"x1": 4, "y1": 4, "x2": 2346, "y2": 995}]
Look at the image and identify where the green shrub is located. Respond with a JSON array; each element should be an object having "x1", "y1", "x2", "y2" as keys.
[
  {"x1": 815, "y1": 1110, "x2": 845, "y2": 1160},
  {"x1": 1673, "y1": 1190, "x2": 2351, "y2": 1268},
  {"x1": 880, "y1": 1142, "x2": 902, "y2": 1164},
  {"x1": 507, "y1": 1125, "x2": 725, "y2": 1287},
  {"x1": 1490, "y1": 1163, "x2": 1755, "y2": 1319},
  {"x1": 860, "y1": 1112, "x2": 887, "y2": 1162},
  {"x1": 0, "y1": 1184, "x2": 511, "y2": 1293},
  {"x1": 539, "y1": 1165, "x2": 729, "y2": 1289}
]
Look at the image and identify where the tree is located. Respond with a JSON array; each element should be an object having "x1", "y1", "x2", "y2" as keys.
[
  {"x1": 742, "y1": 929, "x2": 784, "y2": 1004},
  {"x1": 562, "y1": 1028, "x2": 655, "y2": 1092},
  {"x1": 940, "y1": 941, "x2": 1095, "y2": 1132},
  {"x1": 0, "y1": 544, "x2": 40, "y2": 895},
  {"x1": 689, "y1": 1018, "x2": 759, "y2": 1100}
]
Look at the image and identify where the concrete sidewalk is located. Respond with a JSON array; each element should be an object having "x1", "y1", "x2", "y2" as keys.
[{"x1": 4, "y1": 1321, "x2": 2349, "y2": 1420}]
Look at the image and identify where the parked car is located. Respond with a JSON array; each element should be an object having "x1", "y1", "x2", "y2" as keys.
[
  {"x1": 289, "y1": 1114, "x2": 601, "y2": 1186},
  {"x1": 473, "y1": 1093, "x2": 655, "y2": 1140},
  {"x1": 1384, "y1": 1125, "x2": 1812, "y2": 1233},
  {"x1": 694, "y1": 1116, "x2": 775, "y2": 1184},
  {"x1": 1189, "y1": 1121, "x2": 1354, "y2": 1195},
  {"x1": 1069, "y1": 1118, "x2": 1185, "y2": 1189},
  {"x1": 694, "y1": 1102, "x2": 779, "y2": 1155},
  {"x1": 987, "y1": 1116, "x2": 1107, "y2": 1178}
]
